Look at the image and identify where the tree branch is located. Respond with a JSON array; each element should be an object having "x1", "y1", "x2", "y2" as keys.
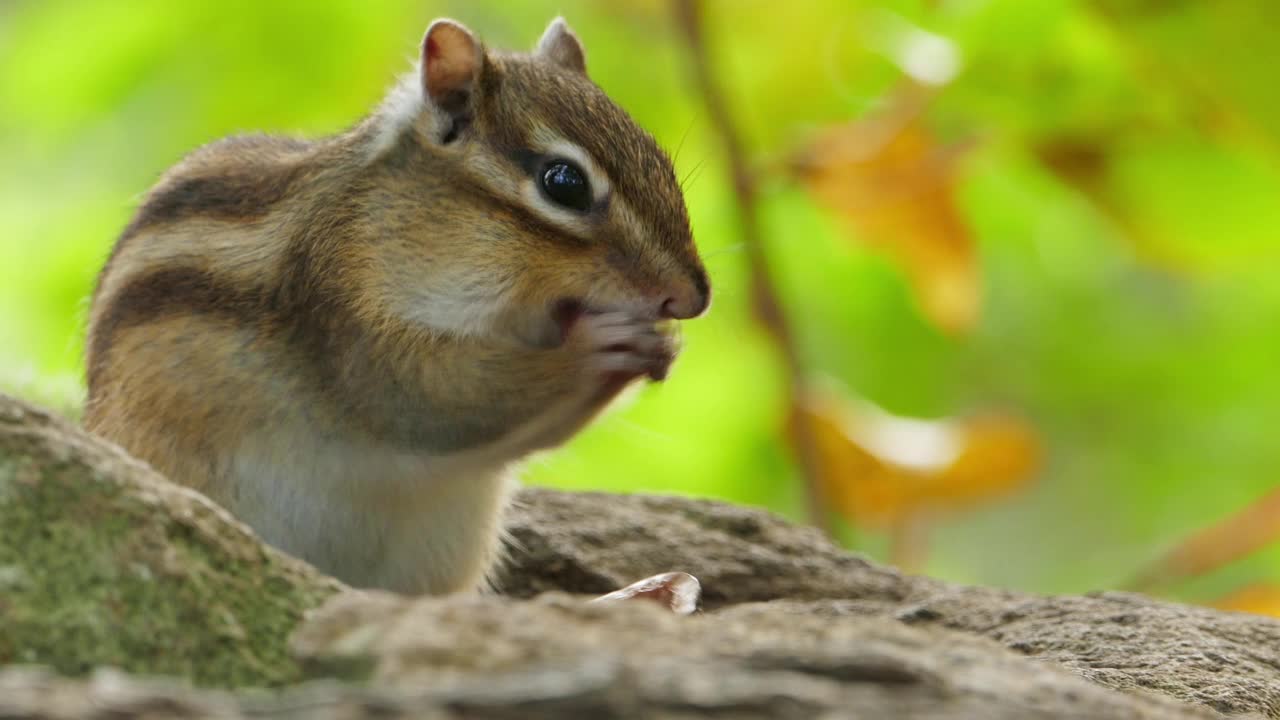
[{"x1": 673, "y1": 0, "x2": 833, "y2": 534}]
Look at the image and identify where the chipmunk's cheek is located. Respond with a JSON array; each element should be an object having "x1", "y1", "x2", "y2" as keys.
[{"x1": 500, "y1": 303, "x2": 564, "y2": 349}]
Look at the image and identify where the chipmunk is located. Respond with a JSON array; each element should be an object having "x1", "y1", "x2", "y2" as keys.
[{"x1": 83, "y1": 17, "x2": 709, "y2": 595}]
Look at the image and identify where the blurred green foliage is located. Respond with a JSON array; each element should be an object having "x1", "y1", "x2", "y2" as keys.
[{"x1": 4, "y1": 0, "x2": 1280, "y2": 601}]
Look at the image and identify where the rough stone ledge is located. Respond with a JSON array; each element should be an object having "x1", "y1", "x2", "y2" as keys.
[
  {"x1": 2, "y1": 391, "x2": 1279, "y2": 718},
  {"x1": 499, "y1": 487, "x2": 1280, "y2": 717},
  {"x1": 0, "y1": 589, "x2": 1235, "y2": 720}
]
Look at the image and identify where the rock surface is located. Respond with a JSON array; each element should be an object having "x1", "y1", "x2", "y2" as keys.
[
  {"x1": 501, "y1": 487, "x2": 1280, "y2": 717},
  {"x1": 2, "y1": 390, "x2": 1280, "y2": 718},
  {"x1": 0, "y1": 393, "x2": 342, "y2": 688},
  {"x1": 496, "y1": 487, "x2": 915, "y2": 607},
  {"x1": 288, "y1": 590, "x2": 1225, "y2": 719},
  {"x1": 0, "y1": 594, "x2": 1227, "y2": 720}
]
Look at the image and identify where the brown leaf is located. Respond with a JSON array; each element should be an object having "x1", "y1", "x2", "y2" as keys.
[
  {"x1": 1034, "y1": 135, "x2": 1189, "y2": 274},
  {"x1": 790, "y1": 94, "x2": 979, "y2": 334},
  {"x1": 1129, "y1": 486, "x2": 1280, "y2": 591}
]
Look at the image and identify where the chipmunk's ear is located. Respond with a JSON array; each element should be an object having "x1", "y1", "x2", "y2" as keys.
[
  {"x1": 421, "y1": 19, "x2": 483, "y2": 123},
  {"x1": 536, "y1": 17, "x2": 586, "y2": 75}
]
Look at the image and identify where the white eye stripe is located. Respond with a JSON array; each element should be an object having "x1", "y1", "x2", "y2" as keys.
[
  {"x1": 512, "y1": 133, "x2": 612, "y2": 238},
  {"x1": 458, "y1": 132, "x2": 615, "y2": 240}
]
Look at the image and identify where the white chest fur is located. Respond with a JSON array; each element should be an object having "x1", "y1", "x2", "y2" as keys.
[{"x1": 223, "y1": 429, "x2": 516, "y2": 594}]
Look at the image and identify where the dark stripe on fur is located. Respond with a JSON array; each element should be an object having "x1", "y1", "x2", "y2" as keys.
[
  {"x1": 121, "y1": 165, "x2": 306, "y2": 240},
  {"x1": 86, "y1": 267, "x2": 267, "y2": 394}
]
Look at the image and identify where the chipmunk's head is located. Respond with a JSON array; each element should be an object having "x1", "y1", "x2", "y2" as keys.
[{"x1": 358, "y1": 17, "x2": 709, "y2": 346}]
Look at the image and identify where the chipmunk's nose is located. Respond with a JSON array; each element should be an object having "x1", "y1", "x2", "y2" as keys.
[{"x1": 658, "y1": 268, "x2": 711, "y2": 320}]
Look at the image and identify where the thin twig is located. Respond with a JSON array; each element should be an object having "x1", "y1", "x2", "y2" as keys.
[{"x1": 673, "y1": 0, "x2": 833, "y2": 535}]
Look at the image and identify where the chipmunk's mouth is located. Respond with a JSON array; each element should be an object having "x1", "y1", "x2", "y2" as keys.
[{"x1": 551, "y1": 297, "x2": 587, "y2": 343}]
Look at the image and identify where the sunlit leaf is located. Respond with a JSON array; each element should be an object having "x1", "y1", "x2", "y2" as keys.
[
  {"x1": 789, "y1": 95, "x2": 979, "y2": 334},
  {"x1": 863, "y1": 10, "x2": 962, "y2": 87},
  {"x1": 790, "y1": 387, "x2": 1041, "y2": 530}
]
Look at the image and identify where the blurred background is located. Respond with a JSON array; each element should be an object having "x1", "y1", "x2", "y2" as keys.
[{"x1": 4, "y1": 0, "x2": 1280, "y2": 611}]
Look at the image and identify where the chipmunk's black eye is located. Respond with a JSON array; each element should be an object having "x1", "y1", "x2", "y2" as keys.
[{"x1": 540, "y1": 160, "x2": 591, "y2": 212}]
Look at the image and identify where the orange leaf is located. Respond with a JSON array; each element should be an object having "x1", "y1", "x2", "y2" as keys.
[
  {"x1": 789, "y1": 398, "x2": 889, "y2": 522},
  {"x1": 930, "y1": 416, "x2": 1042, "y2": 512},
  {"x1": 790, "y1": 95, "x2": 979, "y2": 334},
  {"x1": 790, "y1": 388, "x2": 1041, "y2": 529},
  {"x1": 1208, "y1": 583, "x2": 1280, "y2": 618},
  {"x1": 1129, "y1": 486, "x2": 1280, "y2": 592}
]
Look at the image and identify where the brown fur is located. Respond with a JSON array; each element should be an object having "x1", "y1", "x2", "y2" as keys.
[
  {"x1": 84, "y1": 18, "x2": 709, "y2": 594},
  {"x1": 125, "y1": 138, "x2": 311, "y2": 230}
]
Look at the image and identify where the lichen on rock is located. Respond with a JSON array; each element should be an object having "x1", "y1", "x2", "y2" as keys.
[{"x1": 0, "y1": 393, "x2": 342, "y2": 688}]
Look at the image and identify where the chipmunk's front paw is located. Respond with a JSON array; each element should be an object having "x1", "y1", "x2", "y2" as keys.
[
  {"x1": 501, "y1": 312, "x2": 677, "y2": 454},
  {"x1": 572, "y1": 312, "x2": 677, "y2": 386}
]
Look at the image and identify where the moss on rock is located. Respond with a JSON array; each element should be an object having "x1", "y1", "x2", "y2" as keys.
[{"x1": 0, "y1": 393, "x2": 342, "y2": 688}]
